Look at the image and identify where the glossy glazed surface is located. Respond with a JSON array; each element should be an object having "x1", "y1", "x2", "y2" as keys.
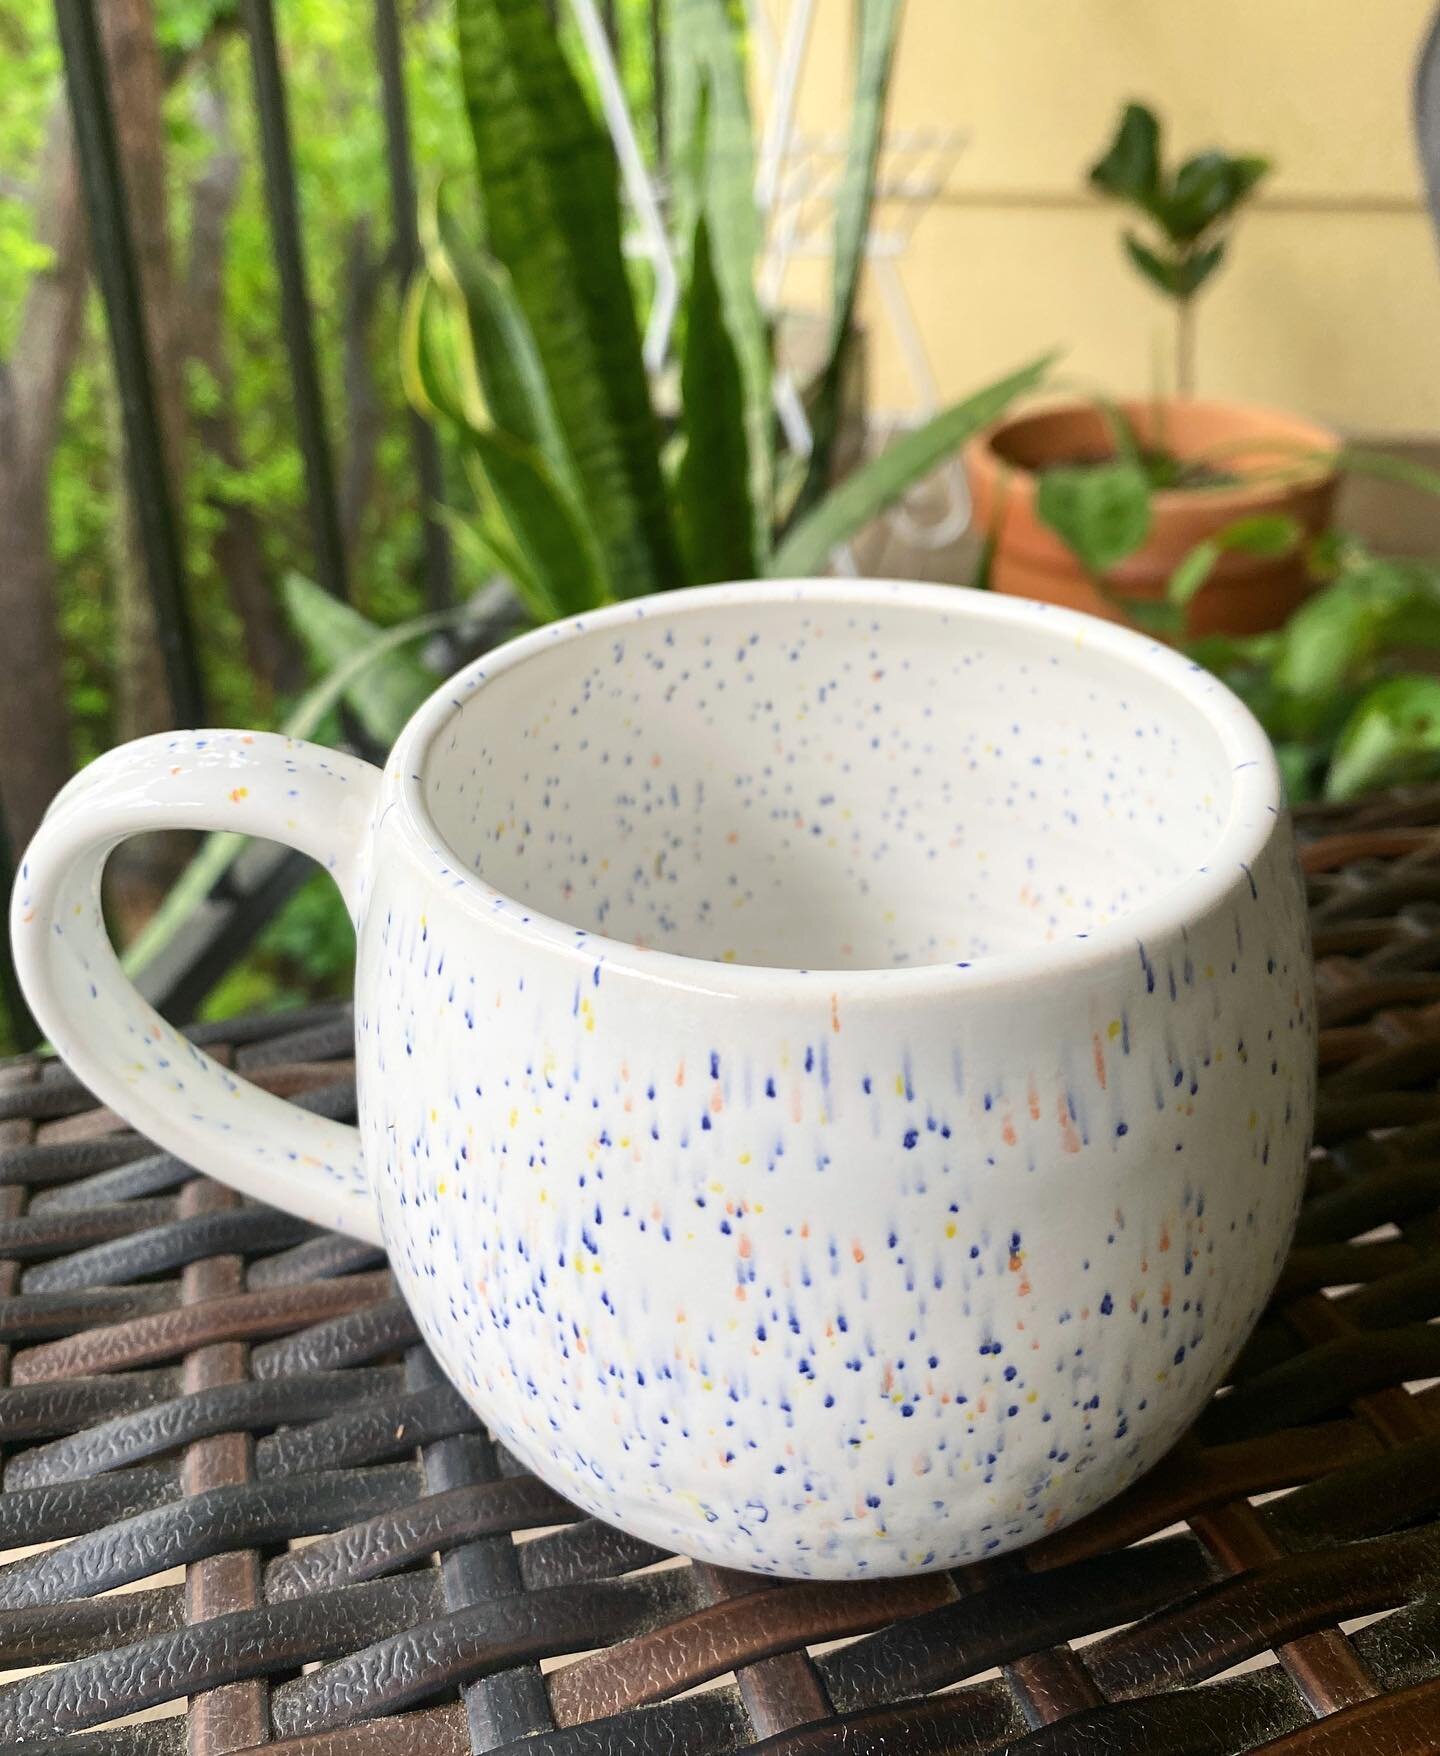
[{"x1": 13, "y1": 581, "x2": 1315, "y2": 1576}]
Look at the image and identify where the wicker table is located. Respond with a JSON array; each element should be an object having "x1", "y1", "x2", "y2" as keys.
[{"x1": 4, "y1": 789, "x2": 1440, "y2": 1756}]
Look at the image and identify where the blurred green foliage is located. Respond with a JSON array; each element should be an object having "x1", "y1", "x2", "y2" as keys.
[{"x1": 0, "y1": 0, "x2": 665, "y2": 1046}]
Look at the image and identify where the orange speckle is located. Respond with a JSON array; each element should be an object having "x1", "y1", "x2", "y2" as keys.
[
  {"x1": 620, "y1": 1060, "x2": 630, "y2": 1082},
  {"x1": 830, "y1": 992, "x2": 841, "y2": 1034},
  {"x1": 912, "y1": 1454, "x2": 931, "y2": 1476},
  {"x1": 20, "y1": 909, "x2": 34, "y2": 925},
  {"x1": 651, "y1": 752, "x2": 663, "y2": 767},
  {"x1": 851, "y1": 1240, "x2": 865, "y2": 1264},
  {"x1": 1160, "y1": 1282, "x2": 1172, "y2": 1308},
  {"x1": 1002, "y1": 1113, "x2": 1018, "y2": 1147},
  {"x1": 1045, "y1": 1506, "x2": 1064, "y2": 1531},
  {"x1": 791, "y1": 1085, "x2": 804, "y2": 1124},
  {"x1": 710, "y1": 1087, "x2": 724, "y2": 1114},
  {"x1": 1130, "y1": 1294, "x2": 1140, "y2": 1313},
  {"x1": 738, "y1": 1234, "x2": 752, "y2": 1259},
  {"x1": 1009, "y1": 1250, "x2": 1024, "y2": 1274},
  {"x1": 1018, "y1": 1278, "x2": 1032, "y2": 1297},
  {"x1": 675, "y1": 1308, "x2": 687, "y2": 1324},
  {"x1": 1027, "y1": 1081, "x2": 1040, "y2": 1121},
  {"x1": 675, "y1": 1060, "x2": 685, "y2": 1087},
  {"x1": 575, "y1": 1334, "x2": 587, "y2": 1354},
  {"x1": 882, "y1": 1361, "x2": 896, "y2": 1393},
  {"x1": 1092, "y1": 1033, "x2": 1107, "y2": 1089},
  {"x1": 1057, "y1": 1092, "x2": 1082, "y2": 1155},
  {"x1": 799, "y1": 1221, "x2": 810, "y2": 1240},
  {"x1": 734, "y1": 1284, "x2": 747, "y2": 1301},
  {"x1": 229, "y1": 786, "x2": 248, "y2": 803},
  {"x1": 976, "y1": 1395, "x2": 988, "y2": 1414},
  {"x1": 169, "y1": 765, "x2": 182, "y2": 776},
  {"x1": 1158, "y1": 1225, "x2": 1172, "y2": 1253}
]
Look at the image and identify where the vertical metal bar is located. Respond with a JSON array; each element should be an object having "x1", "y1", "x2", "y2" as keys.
[
  {"x1": 650, "y1": 0, "x2": 666, "y2": 172},
  {"x1": 373, "y1": 0, "x2": 454, "y2": 611},
  {"x1": 54, "y1": 0, "x2": 206, "y2": 728},
  {"x1": 0, "y1": 806, "x2": 40, "y2": 1054},
  {"x1": 241, "y1": 0, "x2": 350, "y2": 602}
]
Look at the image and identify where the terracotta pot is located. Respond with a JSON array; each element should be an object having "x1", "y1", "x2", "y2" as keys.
[{"x1": 964, "y1": 399, "x2": 1340, "y2": 636}]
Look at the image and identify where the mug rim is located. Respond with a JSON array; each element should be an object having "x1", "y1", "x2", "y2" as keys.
[{"x1": 387, "y1": 578, "x2": 1283, "y2": 998}]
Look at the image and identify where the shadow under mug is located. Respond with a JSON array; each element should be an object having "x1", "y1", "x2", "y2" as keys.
[{"x1": 12, "y1": 579, "x2": 1316, "y2": 1577}]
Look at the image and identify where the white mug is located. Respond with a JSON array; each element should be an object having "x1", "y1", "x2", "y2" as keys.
[{"x1": 12, "y1": 580, "x2": 1315, "y2": 1577}]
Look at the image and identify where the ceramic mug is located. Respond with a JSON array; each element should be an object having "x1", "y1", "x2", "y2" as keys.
[{"x1": 12, "y1": 580, "x2": 1315, "y2": 1577}]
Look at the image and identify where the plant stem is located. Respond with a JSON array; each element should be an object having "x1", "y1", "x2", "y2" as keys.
[{"x1": 1175, "y1": 295, "x2": 1196, "y2": 399}]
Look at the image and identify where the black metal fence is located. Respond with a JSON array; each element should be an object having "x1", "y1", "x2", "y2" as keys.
[{"x1": 0, "y1": 0, "x2": 656, "y2": 1053}]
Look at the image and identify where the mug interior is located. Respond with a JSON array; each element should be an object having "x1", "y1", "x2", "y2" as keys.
[{"x1": 420, "y1": 591, "x2": 1236, "y2": 972}]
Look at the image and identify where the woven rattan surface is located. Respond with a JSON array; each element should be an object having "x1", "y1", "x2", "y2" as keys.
[{"x1": 5, "y1": 790, "x2": 1440, "y2": 1755}]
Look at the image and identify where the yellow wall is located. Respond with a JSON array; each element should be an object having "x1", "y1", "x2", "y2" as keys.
[{"x1": 781, "y1": 0, "x2": 1440, "y2": 436}]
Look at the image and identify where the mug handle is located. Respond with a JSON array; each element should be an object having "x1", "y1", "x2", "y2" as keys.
[{"x1": 11, "y1": 730, "x2": 384, "y2": 1244}]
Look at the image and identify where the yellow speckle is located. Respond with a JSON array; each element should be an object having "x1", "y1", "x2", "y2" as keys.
[
  {"x1": 738, "y1": 1151, "x2": 752, "y2": 1166},
  {"x1": 1107, "y1": 1019, "x2": 1123, "y2": 1040},
  {"x1": 229, "y1": 786, "x2": 248, "y2": 803},
  {"x1": 894, "y1": 1073, "x2": 906, "y2": 1096},
  {"x1": 702, "y1": 1379, "x2": 714, "y2": 1391},
  {"x1": 1026, "y1": 1390, "x2": 1038, "y2": 1403},
  {"x1": 1248, "y1": 1109, "x2": 1258, "y2": 1130},
  {"x1": 437, "y1": 1181, "x2": 448, "y2": 1195},
  {"x1": 429, "y1": 1108, "x2": 437, "y2": 1123},
  {"x1": 945, "y1": 1222, "x2": 957, "y2": 1239},
  {"x1": 1204, "y1": 964, "x2": 1215, "y2": 980},
  {"x1": 708, "y1": 1180, "x2": 724, "y2": 1193},
  {"x1": 508, "y1": 1107, "x2": 519, "y2": 1128}
]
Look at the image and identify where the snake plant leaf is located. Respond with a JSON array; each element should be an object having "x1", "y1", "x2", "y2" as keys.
[
  {"x1": 423, "y1": 182, "x2": 586, "y2": 513},
  {"x1": 456, "y1": 0, "x2": 682, "y2": 597},
  {"x1": 466, "y1": 427, "x2": 609, "y2": 621},
  {"x1": 1326, "y1": 675, "x2": 1440, "y2": 801},
  {"x1": 666, "y1": 0, "x2": 772, "y2": 554},
  {"x1": 282, "y1": 572, "x2": 440, "y2": 747},
  {"x1": 769, "y1": 353, "x2": 1053, "y2": 576},
  {"x1": 676, "y1": 214, "x2": 757, "y2": 584},
  {"x1": 800, "y1": 0, "x2": 902, "y2": 513},
  {"x1": 400, "y1": 270, "x2": 472, "y2": 428}
]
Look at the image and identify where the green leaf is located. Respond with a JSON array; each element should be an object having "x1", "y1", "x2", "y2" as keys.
[
  {"x1": 1168, "y1": 514, "x2": 1302, "y2": 608},
  {"x1": 676, "y1": 214, "x2": 756, "y2": 584},
  {"x1": 1118, "y1": 596, "x2": 1183, "y2": 638},
  {"x1": 282, "y1": 573, "x2": 439, "y2": 747},
  {"x1": 465, "y1": 427, "x2": 610, "y2": 620},
  {"x1": 1035, "y1": 461, "x2": 1152, "y2": 573},
  {"x1": 666, "y1": 0, "x2": 772, "y2": 553},
  {"x1": 1337, "y1": 445, "x2": 1440, "y2": 501},
  {"x1": 1162, "y1": 150, "x2": 1270, "y2": 242},
  {"x1": 802, "y1": 0, "x2": 902, "y2": 505},
  {"x1": 1326, "y1": 675, "x2": 1440, "y2": 800},
  {"x1": 123, "y1": 598, "x2": 459, "y2": 985},
  {"x1": 423, "y1": 180, "x2": 587, "y2": 512},
  {"x1": 1090, "y1": 102, "x2": 1161, "y2": 206},
  {"x1": 1173, "y1": 238, "x2": 1225, "y2": 298},
  {"x1": 768, "y1": 353, "x2": 1053, "y2": 576},
  {"x1": 1123, "y1": 232, "x2": 1190, "y2": 301},
  {"x1": 455, "y1": 0, "x2": 682, "y2": 597}
]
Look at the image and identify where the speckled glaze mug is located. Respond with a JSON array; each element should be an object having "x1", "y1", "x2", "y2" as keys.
[{"x1": 13, "y1": 580, "x2": 1315, "y2": 1577}]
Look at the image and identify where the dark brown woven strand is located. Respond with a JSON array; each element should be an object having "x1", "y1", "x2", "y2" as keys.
[{"x1": 6, "y1": 793, "x2": 1440, "y2": 1753}]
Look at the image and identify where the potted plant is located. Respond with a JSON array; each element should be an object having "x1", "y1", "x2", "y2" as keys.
[
  {"x1": 396, "y1": 0, "x2": 1049, "y2": 623},
  {"x1": 965, "y1": 102, "x2": 1339, "y2": 637}
]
